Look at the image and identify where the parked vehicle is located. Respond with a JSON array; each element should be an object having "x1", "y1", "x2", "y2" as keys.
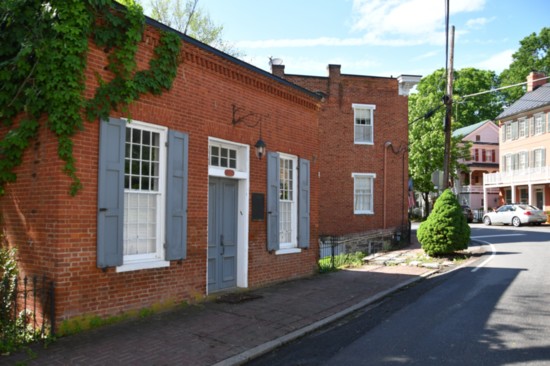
[
  {"x1": 461, "y1": 205, "x2": 474, "y2": 223},
  {"x1": 482, "y1": 204, "x2": 547, "y2": 227}
]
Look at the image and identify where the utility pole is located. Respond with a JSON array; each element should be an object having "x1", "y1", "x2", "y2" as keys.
[{"x1": 442, "y1": 25, "x2": 454, "y2": 190}]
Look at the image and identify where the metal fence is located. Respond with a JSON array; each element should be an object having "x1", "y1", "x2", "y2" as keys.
[
  {"x1": 319, "y1": 238, "x2": 345, "y2": 259},
  {"x1": 1, "y1": 275, "x2": 55, "y2": 345},
  {"x1": 472, "y1": 209, "x2": 485, "y2": 223}
]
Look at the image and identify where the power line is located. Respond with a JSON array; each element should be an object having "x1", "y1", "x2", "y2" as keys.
[{"x1": 459, "y1": 76, "x2": 550, "y2": 100}]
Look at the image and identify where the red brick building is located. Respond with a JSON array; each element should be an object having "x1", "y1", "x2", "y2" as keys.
[
  {"x1": 1, "y1": 18, "x2": 321, "y2": 326},
  {"x1": 272, "y1": 64, "x2": 420, "y2": 251}
]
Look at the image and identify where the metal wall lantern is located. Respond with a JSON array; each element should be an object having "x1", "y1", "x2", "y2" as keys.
[{"x1": 232, "y1": 104, "x2": 268, "y2": 160}]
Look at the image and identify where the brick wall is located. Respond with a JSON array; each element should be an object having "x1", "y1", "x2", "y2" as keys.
[
  {"x1": 1, "y1": 24, "x2": 320, "y2": 324},
  {"x1": 277, "y1": 65, "x2": 410, "y2": 238}
]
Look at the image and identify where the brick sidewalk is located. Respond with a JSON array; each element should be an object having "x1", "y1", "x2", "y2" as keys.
[{"x1": 2, "y1": 259, "x2": 434, "y2": 366}]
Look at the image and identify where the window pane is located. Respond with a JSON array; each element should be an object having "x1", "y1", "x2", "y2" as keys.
[
  {"x1": 132, "y1": 129, "x2": 141, "y2": 144},
  {"x1": 354, "y1": 176, "x2": 373, "y2": 212},
  {"x1": 279, "y1": 157, "x2": 296, "y2": 245},
  {"x1": 124, "y1": 192, "x2": 158, "y2": 256}
]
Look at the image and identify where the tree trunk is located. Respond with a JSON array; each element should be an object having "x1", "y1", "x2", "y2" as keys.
[{"x1": 422, "y1": 191, "x2": 431, "y2": 219}]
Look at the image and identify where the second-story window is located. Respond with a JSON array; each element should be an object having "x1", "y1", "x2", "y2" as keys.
[
  {"x1": 535, "y1": 114, "x2": 545, "y2": 135},
  {"x1": 519, "y1": 119, "x2": 526, "y2": 138},
  {"x1": 533, "y1": 148, "x2": 546, "y2": 168},
  {"x1": 353, "y1": 104, "x2": 376, "y2": 144},
  {"x1": 505, "y1": 124, "x2": 511, "y2": 141},
  {"x1": 511, "y1": 121, "x2": 518, "y2": 140}
]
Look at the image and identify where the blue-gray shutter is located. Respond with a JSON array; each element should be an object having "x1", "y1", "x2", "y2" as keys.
[
  {"x1": 165, "y1": 130, "x2": 189, "y2": 260},
  {"x1": 542, "y1": 148, "x2": 546, "y2": 166},
  {"x1": 97, "y1": 118, "x2": 125, "y2": 268},
  {"x1": 298, "y1": 158, "x2": 310, "y2": 249},
  {"x1": 266, "y1": 152, "x2": 280, "y2": 252}
]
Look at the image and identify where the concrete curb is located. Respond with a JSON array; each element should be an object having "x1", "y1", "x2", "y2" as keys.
[{"x1": 213, "y1": 269, "x2": 438, "y2": 366}]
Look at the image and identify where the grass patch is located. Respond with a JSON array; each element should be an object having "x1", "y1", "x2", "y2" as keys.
[{"x1": 318, "y1": 251, "x2": 366, "y2": 273}]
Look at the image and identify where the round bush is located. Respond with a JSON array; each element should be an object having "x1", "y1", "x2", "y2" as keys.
[{"x1": 417, "y1": 189, "x2": 470, "y2": 256}]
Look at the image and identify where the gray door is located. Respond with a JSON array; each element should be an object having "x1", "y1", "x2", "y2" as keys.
[
  {"x1": 208, "y1": 177, "x2": 238, "y2": 292},
  {"x1": 536, "y1": 189, "x2": 544, "y2": 209}
]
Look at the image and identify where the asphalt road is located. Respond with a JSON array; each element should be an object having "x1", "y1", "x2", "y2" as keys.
[{"x1": 247, "y1": 224, "x2": 550, "y2": 366}]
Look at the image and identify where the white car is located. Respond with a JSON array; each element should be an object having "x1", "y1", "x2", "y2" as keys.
[{"x1": 482, "y1": 204, "x2": 547, "y2": 227}]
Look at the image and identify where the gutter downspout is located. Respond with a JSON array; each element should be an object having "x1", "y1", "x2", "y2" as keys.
[{"x1": 384, "y1": 141, "x2": 393, "y2": 229}]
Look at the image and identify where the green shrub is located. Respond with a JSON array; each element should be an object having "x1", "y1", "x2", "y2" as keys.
[
  {"x1": 318, "y1": 251, "x2": 365, "y2": 273},
  {"x1": 417, "y1": 189, "x2": 470, "y2": 256}
]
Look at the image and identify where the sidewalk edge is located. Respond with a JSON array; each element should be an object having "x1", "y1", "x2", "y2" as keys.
[{"x1": 212, "y1": 270, "x2": 437, "y2": 366}]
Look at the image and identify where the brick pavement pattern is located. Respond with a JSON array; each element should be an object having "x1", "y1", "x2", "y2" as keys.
[{"x1": 2, "y1": 260, "x2": 432, "y2": 366}]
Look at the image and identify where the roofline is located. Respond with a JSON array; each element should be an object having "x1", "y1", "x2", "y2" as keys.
[
  {"x1": 496, "y1": 102, "x2": 550, "y2": 121},
  {"x1": 281, "y1": 72, "x2": 420, "y2": 80},
  {"x1": 143, "y1": 17, "x2": 323, "y2": 101},
  {"x1": 452, "y1": 120, "x2": 497, "y2": 138}
]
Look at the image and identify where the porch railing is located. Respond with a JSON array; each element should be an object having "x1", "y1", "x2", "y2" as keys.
[{"x1": 484, "y1": 166, "x2": 550, "y2": 186}]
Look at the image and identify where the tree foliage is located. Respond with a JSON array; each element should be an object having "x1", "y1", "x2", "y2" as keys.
[
  {"x1": 408, "y1": 68, "x2": 491, "y2": 202},
  {"x1": 143, "y1": 0, "x2": 243, "y2": 57},
  {"x1": 417, "y1": 189, "x2": 470, "y2": 256},
  {"x1": 0, "y1": 0, "x2": 181, "y2": 195},
  {"x1": 500, "y1": 27, "x2": 550, "y2": 104}
]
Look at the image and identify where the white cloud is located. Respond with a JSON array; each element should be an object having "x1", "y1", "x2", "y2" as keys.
[
  {"x1": 350, "y1": 0, "x2": 485, "y2": 44},
  {"x1": 474, "y1": 49, "x2": 513, "y2": 72},
  {"x1": 235, "y1": 0, "x2": 486, "y2": 50},
  {"x1": 412, "y1": 50, "x2": 440, "y2": 61},
  {"x1": 466, "y1": 17, "x2": 495, "y2": 29}
]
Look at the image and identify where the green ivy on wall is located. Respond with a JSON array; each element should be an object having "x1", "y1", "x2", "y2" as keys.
[{"x1": 0, "y1": 0, "x2": 181, "y2": 196}]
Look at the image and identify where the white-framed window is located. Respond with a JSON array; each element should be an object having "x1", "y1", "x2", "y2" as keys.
[
  {"x1": 519, "y1": 119, "x2": 526, "y2": 138},
  {"x1": 279, "y1": 153, "x2": 298, "y2": 249},
  {"x1": 511, "y1": 121, "x2": 518, "y2": 140},
  {"x1": 534, "y1": 113, "x2": 545, "y2": 135},
  {"x1": 505, "y1": 154, "x2": 512, "y2": 173},
  {"x1": 533, "y1": 148, "x2": 546, "y2": 168},
  {"x1": 209, "y1": 144, "x2": 237, "y2": 169},
  {"x1": 353, "y1": 104, "x2": 376, "y2": 144},
  {"x1": 518, "y1": 151, "x2": 528, "y2": 170},
  {"x1": 505, "y1": 123, "x2": 512, "y2": 141},
  {"x1": 123, "y1": 122, "x2": 167, "y2": 266},
  {"x1": 352, "y1": 173, "x2": 376, "y2": 214}
]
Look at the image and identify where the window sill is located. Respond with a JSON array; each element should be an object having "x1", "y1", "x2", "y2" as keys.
[
  {"x1": 354, "y1": 142, "x2": 374, "y2": 145},
  {"x1": 275, "y1": 248, "x2": 302, "y2": 255},
  {"x1": 116, "y1": 260, "x2": 170, "y2": 273},
  {"x1": 354, "y1": 211, "x2": 374, "y2": 215}
]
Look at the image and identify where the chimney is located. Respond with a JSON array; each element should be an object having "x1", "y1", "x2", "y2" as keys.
[
  {"x1": 327, "y1": 64, "x2": 341, "y2": 79},
  {"x1": 269, "y1": 57, "x2": 285, "y2": 77},
  {"x1": 527, "y1": 71, "x2": 547, "y2": 92},
  {"x1": 271, "y1": 64, "x2": 285, "y2": 78},
  {"x1": 327, "y1": 64, "x2": 341, "y2": 98}
]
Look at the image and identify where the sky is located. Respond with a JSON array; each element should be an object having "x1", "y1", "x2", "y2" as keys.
[{"x1": 148, "y1": 0, "x2": 549, "y2": 79}]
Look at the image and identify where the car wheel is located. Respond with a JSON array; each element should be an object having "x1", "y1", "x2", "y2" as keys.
[
  {"x1": 512, "y1": 216, "x2": 521, "y2": 227},
  {"x1": 483, "y1": 216, "x2": 491, "y2": 226}
]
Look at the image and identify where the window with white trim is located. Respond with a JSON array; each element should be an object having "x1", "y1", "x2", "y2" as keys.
[
  {"x1": 535, "y1": 114, "x2": 545, "y2": 135},
  {"x1": 505, "y1": 154, "x2": 512, "y2": 173},
  {"x1": 124, "y1": 122, "x2": 167, "y2": 264},
  {"x1": 519, "y1": 119, "x2": 526, "y2": 138},
  {"x1": 353, "y1": 104, "x2": 375, "y2": 144},
  {"x1": 279, "y1": 154, "x2": 297, "y2": 248},
  {"x1": 505, "y1": 123, "x2": 511, "y2": 141},
  {"x1": 511, "y1": 121, "x2": 518, "y2": 140},
  {"x1": 353, "y1": 173, "x2": 376, "y2": 214},
  {"x1": 519, "y1": 151, "x2": 528, "y2": 170},
  {"x1": 533, "y1": 148, "x2": 545, "y2": 168},
  {"x1": 209, "y1": 144, "x2": 237, "y2": 169}
]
